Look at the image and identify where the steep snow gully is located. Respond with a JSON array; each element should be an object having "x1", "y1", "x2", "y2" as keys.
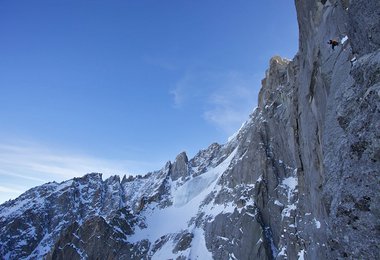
[{"x1": 1, "y1": 0, "x2": 379, "y2": 259}]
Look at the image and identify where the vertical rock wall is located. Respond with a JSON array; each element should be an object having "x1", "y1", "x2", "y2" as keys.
[
  {"x1": 210, "y1": 0, "x2": 379, "y2": 259},
  {"x1": 0, "y1": 1, "x2": 378, "y2": 259},
  {"x1": 243, "y1": 0, "x2": 380, "y2": 258}
]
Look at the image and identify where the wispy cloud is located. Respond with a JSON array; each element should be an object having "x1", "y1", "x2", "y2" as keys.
[
  {"x1": 0, "y1": 185, "x2": 23, "y2": 194},
  {"x1": 170, "y1": 71, "x2": 198, "y2": 107},
  {"x1": 0, "y1": 142, "x2": 130, "y2": 179},
  {"x1": 203, "y1": 71, "x2": 262, "y2": 135},
  {"x1": 170, "y1": 69, "x2": 263, "y2": 135},
  {"x1": 0, "y1": 141, "x2": 157, "y2": 204}
]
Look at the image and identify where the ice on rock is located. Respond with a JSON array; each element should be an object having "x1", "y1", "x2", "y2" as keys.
[
  {"x1": 173, "y1": 148, "x2": 236, "y2": 207},
  {"x1": 313, "y1": 218, "x2": 321, "y2": 229},
  {"x1": 2, "y1": 2, "x2": 379, "y2": 258},
  {"x1": 341, "y1": 35, "x2": 348, "y2": 44},
  {"x1": 281, "y1": 176, "x2": 298, "y2": 201},
  {"x1": 129, "y1": 147, "x2": 238, "y2": 247},
  {"x1": 298, "y1": 249, "x2": 306, "y2": 260}
]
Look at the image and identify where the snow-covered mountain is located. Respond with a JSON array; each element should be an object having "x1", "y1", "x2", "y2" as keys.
[
  {"x1": 1, "y1": 0, "x2": 379, "y2": 259},
  {"x1": 0, "y1": 140, "x2": 254, "y2": 259}
]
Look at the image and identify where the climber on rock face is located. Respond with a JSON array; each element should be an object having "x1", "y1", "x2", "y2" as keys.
[{"x1": 327, "y1": 39, "x2": 339, "y2": 50}]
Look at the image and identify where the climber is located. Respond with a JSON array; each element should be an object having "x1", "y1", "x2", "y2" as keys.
[{"x1": 327, "y1": 39, "x2": 339, "y2": 50}]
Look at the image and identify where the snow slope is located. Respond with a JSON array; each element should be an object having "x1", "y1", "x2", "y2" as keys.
[{"x1": 129, "y1": 147, "x2": 238, "y2": 259}]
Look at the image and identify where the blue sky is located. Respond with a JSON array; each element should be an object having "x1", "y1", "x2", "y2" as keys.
[{"x1": 0, "y1": 0, "x2": 298, "y2": 203}]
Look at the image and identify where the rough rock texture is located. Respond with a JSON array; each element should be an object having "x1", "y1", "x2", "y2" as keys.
[
  {"x1": 0, "y1": 0, "x2": 379, "y2": 259},
  {"x1": 170, "y1": 152, "x2": 189, "y2": 181}
]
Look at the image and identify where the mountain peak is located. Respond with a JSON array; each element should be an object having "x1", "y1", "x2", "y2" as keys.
[
  {"x1": 1, "y1": 1, "x2": 379, "y2": 259},
  {"x1": 170, "y1": 151, "x2": 189, "y2": 181}
]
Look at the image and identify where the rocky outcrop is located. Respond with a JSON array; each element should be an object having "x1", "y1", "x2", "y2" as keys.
[
  {"x1": 0, "y1": 170, "x2": 170, "y2": 259},
  {"x1": 0, "y1": 0, "x2": 379, "y2": 259},
  {"x1": 170, "y1": 151, "x2": 189, "y2": 181},
  {"x1": 48, "y1": 211, "x2": 143, "y2": 260},
  {"x1": 348, "y1": 0, "x2": 380, "y2": 56},
  {"x1": 292, "y1": 0, "x2": 379, "y2": 258}
]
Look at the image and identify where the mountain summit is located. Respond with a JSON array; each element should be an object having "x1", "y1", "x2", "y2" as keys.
[{"x1": 1, "y1": 0, "x2": 379, "y2": 259}]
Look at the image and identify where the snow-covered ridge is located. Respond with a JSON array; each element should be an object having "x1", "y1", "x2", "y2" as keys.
[
  {"x1": 0, "y1": 141, "x2": 243, "y2": 259},
  {"x1": 1, "y1": 1, "x2": 379, "y2": 258},
  {"x1": 128, "y1": 147, "x2": 238, "y2": 259}
]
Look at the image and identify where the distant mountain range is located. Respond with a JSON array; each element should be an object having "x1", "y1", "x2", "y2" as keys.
[{"x1": 1, "y1": 0, "x2": 379, "y2": 259}]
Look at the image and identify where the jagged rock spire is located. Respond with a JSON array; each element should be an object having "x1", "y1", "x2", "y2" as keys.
[{"x1": 170, "y1": 151, "x2": 189, "y2": 181}]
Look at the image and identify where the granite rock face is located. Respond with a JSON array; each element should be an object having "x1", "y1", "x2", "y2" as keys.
[
  {"x1": 0, "y1": 0, "x2": 379, "y2": 259},
  {"x1": 170, "y1": 152, "x2": 189, "y2": 181}
]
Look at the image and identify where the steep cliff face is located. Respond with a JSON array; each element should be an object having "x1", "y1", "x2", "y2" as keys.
[
  {"x1": 291, "y1": 0, "x2": 380, "y2": 258},
  {"x1": 0, "y1": 0, "x2": 379, "y2": 259}
]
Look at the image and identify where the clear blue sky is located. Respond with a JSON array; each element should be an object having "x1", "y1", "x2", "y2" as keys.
[{"x1": 0, "y1": 0, "x2": 298, "y2": 203}]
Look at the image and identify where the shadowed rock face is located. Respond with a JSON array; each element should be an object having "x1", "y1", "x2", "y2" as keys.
[
  {"x1": 48, "y1": 214, "x2": 143, "y2": 260},
  {"x1": 0, "y1": 1, "x2": 379, "y2": 259},
  {"x1": 348, "y1": 0, "x2": 380, "y2": 56},
  {"x1": 170, "y1": 151, "x2": 189, "y2": 181}
]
